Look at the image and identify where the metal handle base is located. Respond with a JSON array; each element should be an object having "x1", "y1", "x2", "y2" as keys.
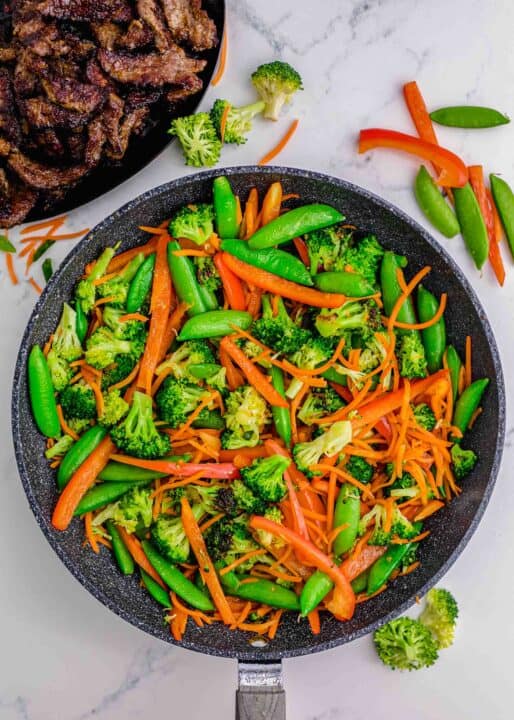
[{"x1": 236, "y1": 662, "x2": 285, "y2": 720}]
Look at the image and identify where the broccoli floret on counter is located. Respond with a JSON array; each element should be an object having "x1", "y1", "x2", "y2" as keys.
[{"x1": 251, "y1": 61, "x2": 303, "y2": 121}]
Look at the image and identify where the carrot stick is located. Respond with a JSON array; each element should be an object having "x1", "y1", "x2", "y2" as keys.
[
  {"x1": 293, "y1": 237, "x2": 310, "y2": 266},
  {"x1": 20, "y1": 216, "x2": 66, "y2": 235},
  {"x1": 214, "y1": 253, "x2": 246, "y2": 310},
  {"x1": 56, "y1": 405, "x2": 80, "y2": 441},
  {"x1": 109, "y1": 454, "x2": 238, "y2": 478},
  {"x1": 246, "y1": 287, "x2": 263, "y2": 318},
  {"x1": 221, "y1": 252, "x2": 348, "y2": 308},
  {"x1": 220, "y1": 337, "x2": 288, "y2": 408},
  {"x1": 107, "y1": 239, "x2": 158, "y2": 273},
  {"x1": 117, "y1": 526, "x2": 166, "y2": 588},
  {"x1": 181, "y1": 498, "x2": 235, "y2": 624},
  {"x1": 52, "y1": 437, "x2": 115, "y2": 530},
  {"x1": 84, "y1": 512, "x2": 100, "y2": 553},
  {"x1": 261, "y1": 182, "x2": 283, "y2": 226},
  {"x1": 219, "y1": 345, "x2": 244, "y2": 390},
  {"x1": 28, "y1": 277, "x2": 42, "y2": 295},
  {"x1": 241, "y1": 188, "x2": 259, "y2": 240},
  {"x1": 137, "y1": 234, "x2": 172, "y2": 394},
  {"x1": 211, "y1": 26, "x2": 228, "y2": 86},
  {"x1": 464, "y1": 336, "x2": 472, "y2": 388},
  {"x1": 468, "y1": 167, "x2": 505, "y2": 286},
  {"x1": 219, "y1": 446, "x2": 268, "y2": 462},
  {"x1": 403, "y1": 81, "x2": 438, "y2": 145},
  {"x1": 258, "y1": 119, "x2": 299, "y2": 166},
  {"x1": 307, "y1": 609, "x2": 320, "y2": 635},
  {"x1": 6, "y1": 253, "x2": 18, "y2": 285}
]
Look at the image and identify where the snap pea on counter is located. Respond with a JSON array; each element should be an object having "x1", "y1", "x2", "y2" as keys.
[
  {"x1": 430, "y1": 105, "x2": 510, "y2": 129},
  {"x1": 453, "y1": 183, "x2": 489, "y2": 270},
  {"x1": 106, "y1": 520, "x2": 135, "y2": 575},
  {"x1": 414, "y1": 165, "x2": 460, "y2": 239},
  {"x1": 126, "y1": 253, "x2": 155, "y2": 313},
  {"x1": 417, "y1": 285, "x2": 446, "y2": 373},
  {"x1": 221, "y1": 239, "x2": 314, "y2": 286},
  {"x1": 490, "y1": 174, "x2": 514, "y2": 258}
]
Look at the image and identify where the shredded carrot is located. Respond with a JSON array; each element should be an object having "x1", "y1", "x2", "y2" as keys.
[
  {"x1": 108, "y1": 361, "x2": 140, "y2": 391},
  {"x1": 392, "y1": 530, "x2": 431, "y2": 544},
  {"x1": 293, "y1": 237, "x2": 310, "y2": 266},
  {"x1": 94, "y1": 295, "x2": 117, "y2": 307},
  {"x1": 107, "y1": 239, "x2": 158, "y2": 273},
  {"x1": 21, "y1": 217, "x2": 66, "y2": 235},
  {"x1": 465, "y1": 335, "x2": 472, "y2": 388},
  {"x1": 258, "y1": 119, "x2": 300, "y2": 166},
  {"x1": 307, "y1": 610, "x2": 320, "y2": 635},
  {"x1": 414, "y1": 500, "x2": 445, "y2": 522},
  {"x1": 393, "y1": 293, "x2": 447, "y2": 330},
  {"x1": 200, "y1": 513, "x2": 225, "y2": 533},
  {"x1": 211, "y1": 25, "x2": 227, "y2": 86},
  {"x1": 119, "y1": 313, "x2": 148, "y2": 323},
  {"x1": 220, "y1": 102, "x2": 231, "y2": 143},
  {"x1": 242, "y1": 188, "x2": 259, "y2": 240},
  {"x1": 469, "y1": 406, "x2": 483, "y2": 429},
  {"x1": 56, "y1": 405, "x2": 80, "y2": 441},
  {"x1": 93, "y1": 271, "x2": 118, "y2": 286},
  {"x1": 84, "y1": 512, "x2": 100, "y2": 554},
  {"x1": 27, "y1": 276, "x2": 42, "y2": 294},
  {"x1": 5, "y1": 253, "x2": 18, "y2": 285},
  {"x1": 158, "y1": 302, "x2": 190, "y2": 363},
  {"x1": 219, "y1": 549, "x2": 267, "y2": 576},
  {"x1": 172, "y1": 248, "x2": 210, "y2": 258},
  {"x1": 117, "y1": 526, "x2": 167, "y2": 588},
  {"x1": 87, "y1": 378, "x2": 105, "y2": 418},
  {"x1": 174, "y1": 391, "x2": 219, "y2": 439},
  {"x1": 261, "y1": 182, "x2": 283, "y2": 226}
]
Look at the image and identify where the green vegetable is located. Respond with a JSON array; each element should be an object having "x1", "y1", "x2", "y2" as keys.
[
  {"x1": 298, "y1": 386, "x2": 344, "y2": 426},
  {"x1": 450, "y1": 443, "x2": 477, "y2": 479},
  {"x1": 293, "y1": 421, "x2": 352, "y2": 477},
  {"x1": 252, "y1": 294, "x2": 311, "y2": 355},
  {"x1": 490, "y1": 174, "x2": 514, "y2": 258},
  {"x1": 417, "y1": 284, "x2": 446, "y2": 373},
  {"x1": 210, "y1": 99, "x2": 264, "y2": 144},
  {"x1": 419, "y1": 588, "x2": 458, "y2": 648},
  {"x1": 445, "y1": 345, "x2": 462, "y2": 403},
  {"x1": 248, "y1": 204, "x2": 343, "y2": 250},
  {"x1": 85, "y1": 326, "x2": 142, "y2": 370},
  {"x1": 151, "y1": 505, "x2": 202, "y2": 563},
  {"x1": 52, "y1": 303, "x2": 83, "y2": 362},
  {"x1": 333, "y1": 483, "x2": 360, "y2": 557},
  {"x1": 360, "y1": 505, "x2": 418, "y2": 547},
  {"x1": 75, "y1": 481, "x2": 148, "y2": 515},
  {"x1": 213, "y1": 176, "x2": 239, "y2": 239},
  {"x1": 57, "y1": 425, "x2": 108, "y2": 488},
  {"x1": 92, "y1": 486, "x2": 153, "y2": 534},
  {"x1": 221, "y1": 571, "x2": 300, "y2": 610},
  {"x1": 156, "y1": 339, "x2": 215, "y2": 383},
  {"x1": 453, "y1": 183, "x2": 489, "y2": 269},
  {"x1": 412, "y1": 403, "x2": 436, "y2": 431},
  {"x1": 140, "y1": 569, "x2": 171, "y2": 607},
  {"x1": 142, "y1": 540, "x2": 215, "y2": 612},
  {"x1": 60, "y1": 382, "x2": 96, "y2": 420},
  {"x1": 351, "y1": 571, "x2": 369, "y2": 594},
  {"x1": 345, "y1": 456, "x2": 374, "y2": 484},
  {"x1": 106, "y1": 520, "x2": 135, "y2": 575},
  {"x1": 155, "y1": 376, "x2": 213, "y2": 429},
  {"x1": 240, "y1": 454, "x2": 290, "y2": 502},
  {"x1": 0, "y1": 235, "x2": 15, "y2": 253},
  {"x1": 314, "y1": 300, "x2": 381, "y2": 338},
  {"x1": 168, "y1": 112, "x2": 222, "y2": 168},
  {"x1": 28, "y1": 345, "x2": 60, "y2": 438},
  {"x1": 414, "y1": 165, "x2": 460, "y2": 238},
  {"x1": 45, "y1": 434, "x2": 74, "y2": 460},
  {"x1": 169, "y1": 204, "x2": 214, "y2": 246},
  {"x1": 374, "y1": 617, "x2": 439, "y2": 670},
  {"x1": 75, "y1": 247, "x2": 115, "y2": 314},
  {"x1": 452, "y1": 378, "x2": 489, "y2": 438},
  {"x1": 101, "y1": 353, "x2": 137, "y2": 390},
  {"x1": 270, "y1": 366, "x2": 292, "y2": 447},
  {"x1": 367, "y1": 531, "x2": 420, "y2": 594},
  {"x1": 300, "y1": 570, "x2": 333, "y2": 616},
  {"x1": 313, "y1": 271, "x2": 375, "y2": 297},
  {"x1": 99, "y1": 389, "x2": 129, "y2": 428},
  {"x1": 251, "y1": 60, "x2": 303, "y2": 121},
  {"x1": 205, "y1": 517, "x2": 263, "y2": 570},
  {"x1": 33, "y1": 239, "x2": 55, "y2": 262},
  {"x1": 177, "y1": 309, "x2": 253, "y2": 340},
  {"x1": 342, "y1": 235, "x2": 385, "y2": 287},
  {"x1": 221, "y1": 239, "x2": 314, "y2": 286},
  {"x1": 430, "y1": 105, "x2": 510, "y2": 128},
  {"x1": 42, "y1": 258, "x2": 53, "y2": 283},
  {"x1": 75, "y1": 302, "x2": 88, "y2": 344},
  {"x1": 97, "y1": 254, "x2": 144, "y2": 308},
  {"x1": 167, "y1": 240, "x2": 206, "y2": 316},
  {"x1": 126, "y1": 253, "x2": 155, "y2": 313},
  {"x1": 221, "y1": 385, "x2": 270, "y2": 450},
  {"x1": 110, "y1": 390, "x2": 170, "y2": 459}
]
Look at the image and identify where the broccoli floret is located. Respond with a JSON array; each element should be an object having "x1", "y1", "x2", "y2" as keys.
[
  {"x1": 210, "y1": 98, "x2": 265, "y2": 144},
  {"x1": 221, "y1": 385, "x2": 270, "y2": 450},
  {"x1": 293, "y1": 421, "x2": 352, "y2": 477},
  {"x1": 168, "y1": 203, "x2": 215, "y2": 245},
  {"x1": 303, "y1": 224, "x2": 349, "y2": 275},
  {"x1": 419, "y1": 588, "x2": 459, "y2": 649},
  {"x1": 252, "y1": 295, "x2": 311, "y2": 355},
  {"x1": 337, "y1": 235, "x2": 384, "y2": 286},
  {"x1": 110, "y1": 390, "x2": 170, "y2": 459},
  {"x1": 150, "y1": 504, "x2": 203, "y2": 564},
  {"x1": 99, "y1": 389, "x2": 129, "y2": 427},
  {"x1": 205, "y1": 517, "x2": 260, "y2": 570},
  {"x1": 387, "y1": 472, "x2": 418, "y2": 499},
  {"x1": 52, "y1": 303, "x2": 83, "y2": 361},
  {"x1": 345, "y1": 456, "x2": 374, "y2": 484},
  {"x1": 359, "y1": 503, "x2": 418, "y2": 545},
  {"x1": 45, "y1": 434, "x2": 74, "y2": 460},
  {"x1": 75, "y1": 247, "x2": 116, "y2": 314},
  {"x1": 401, "y1": 543, "x2": 419, "y2": 571},
  {"x1": 358, "y1": 332, "x2": 387, "y2": 374},
  {"x1": 397, "y1": 332, "x2": 428, "y2": 379},
  {"x1": 60, "y1": 381, "x2": 97, "y2": 420},
  {"x1": 251, "y1": 61, "x2": 303, "y2": 121},
  {"x1": 85, "y1": 326, "x2": 140, "y2": 370},
  {"x1": 101, "y1": 353, "x2": 137, "y2": 390},
  {"x1": 164, "y1": 486, "x2": 186, "y2": 513},
  {"x1": 412, "y1": 403, "x2": 436, "y2": 431},
  {"x1": 102, "y1": 305, "x2": 148, "y2": 348},
  {"x1": 168, "y1": 112, "x2": 222, "y2": 167},
  {"x1": 155, "y1": 377, "x2": 211, "y2": 428},
  {"x1": 289, "y1": 334, "x2": 334, "y2": 371},
  {"x1": 97, "y1": 254, "x2": 144, "y2": 307},
  {"x1": 156, "y1": 340, "x2": 215, "y2": 383},
  {"x1": 185, "y1": 484, "x2": 236, "y2": 517},
  {"x1": 67, "y1": 417, "x2": 92, "y2": 435},
  {"x1": 47, "y1": 348, "x2": 73, "y2": 392},
  {"x1": 93, "y1": 486, "x2": 153, "y2": 534},
  {"x1": 194, "y1": 255, "x2": 221, "y2": 292},
  {"x1": 240, "y1": 455, "x2": 290, "y2": 502},
  {"x1": 315, "y1": 300, "x2": 381, "y2": 339},
  {"x1": 451, "y1": 444, "x2": 477, "y2": 480},
  {"x1": 232, "y1": 478, "x2": 267, "y2": 514},
  {"x1": 298, "y1": 386, "x2": 344, "y2": 425},
  {"x1": 204, "y1": 365, "x2": 227, "y2": 394},
  {"x1": 374, "y1": 617, "x2": 439, "y2": 671}
]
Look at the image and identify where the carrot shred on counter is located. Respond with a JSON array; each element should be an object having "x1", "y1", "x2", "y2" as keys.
[
  {"x1": 211, "y1": 26, "x2": 228, "y2": 86},
  {"x1": 28, "y1": 277, "x2": 42, "y2": 294},
  {"x1": 258, "y1": 119, "x2": 300, "y2": 166},
  {"x1": 5, "y1": 253, "x2": 18, "y2": 285}
]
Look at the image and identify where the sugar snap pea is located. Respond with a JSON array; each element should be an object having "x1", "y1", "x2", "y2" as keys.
[
  {"x1": 417, "y1": 284, "x2": 446, "y2": 373},
  {"x1": 75, "y1": 301, "x2": 88, "y2": 343},
  {"x1": 221, "y1": 571, "x2": 300, "y2": 611},
  {"x1": 333, "y1": 484, "x2": 361, "y2": 557},
  {"x1": 126, "y1": 253, "x2": 155, "y2": 313},
  {"x1": 221, "y1": 239, "x2": 313, "y2": 286},
  {"x1": 140, "y1": 568, "x2": 171, "y2": 607},
  {"x1": 367, "y1": 532, "x2": 420, "y2": 595},
  {"x1": 313, "y1": 271, "x2": 375, "y2": 297},
  {"x1": 57, "y1": 425, "x2": 107, "y2": 489},
  {"x1": 270, "y1": 365, "x2": 291, "y2": 447},
  {"x1": 74, "y1": 480, "x2": 149, "y2": 515},
  {"x1": 490, "y1": 174, "x2": 514, "y2": 259},
  {"x1": 248, "y1": 204, "x2": 344, "y2": 250},
  {"x1": 167, "y1": 240, "x2": 206, "y2": 316},
  {"x1": 42, "y1": 258, "x2": 53, "y2": 283},
  {"x1": 213, "y1": 176, "x2": 239, "y2": 239},
  {"x1": 177, "y1": 309, "x2": 253, "y2": 340},
  {"x1": 452, "y1": 378, "x2": 489, "y2": 439},
  {"x1": 28, "y1": 345, "x2": 60, "y2": 438},
  {"x1": 350, "y1": 570, "x2": 369, "y2": 594},
  {"x1": 98, "y1": 454, "x2": 190, "y2": 482},
  {"x1": 430, "y1": 106, "x2": 510, "y2": 128},
  {"x1": 445, "y1": 345, "x2": 462, "y2": 403},
  {"x1": 106, "y1": 520, "x2": 135, "y2": 575},
  {"x1": 453, "y1": 183, "x2": 489, "y2": 269}
]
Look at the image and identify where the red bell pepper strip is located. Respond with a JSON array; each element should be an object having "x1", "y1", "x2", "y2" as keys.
[
  {"x1": 109, "y1": 454, "x2": 239, "y2": 479},
  {"x1": 249, "y1": 515, "x2": 356, "y2": 619},
  {"x1": 468, "y1": 166, "x2": 506, "y2": 286},
  {"x1": 358, "y1": 129, "x2": 468, "y2": 188},
  {"x1": 213, "y1": 253, "x2": 247, "y2": 311}
]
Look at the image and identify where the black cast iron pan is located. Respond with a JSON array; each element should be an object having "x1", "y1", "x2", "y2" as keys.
[{"x1": 12, "y1": 167, "x2": 505, "y2": 719}]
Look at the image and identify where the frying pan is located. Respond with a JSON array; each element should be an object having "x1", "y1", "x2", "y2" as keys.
[
  {"x1": 12, "y1": 167, "x2": 505, "y2": 719},
  {"x1": 0, "y1": 0, "x2": 225, "y2": 222}
]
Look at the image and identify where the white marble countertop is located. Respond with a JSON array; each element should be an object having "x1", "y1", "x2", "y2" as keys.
[{"x1": 2, "y1": 1, "x2": 514, "y2": 718}]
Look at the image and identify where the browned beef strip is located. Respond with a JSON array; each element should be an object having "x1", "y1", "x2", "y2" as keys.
[
  {"x1": 101, "y1": 92, "x2": 124, "y2": 154},
  {"x1": 0, "y1": 138, "x2": 10, "y2": 156},
  {"x1": 23, "y1": 97, "x2": 88, "y2": 129},
  {"x1": 165, "y1": 74, "x2": 202, "y2": 104},
  {"x1": 125, "y1": 88, "x2": 161, "y2": 113},
  {"x1": 91, "y1": 22, "x2": 121, "y2": 50},
  {"x1": 106, "y1": 106, "x2": 148, "y2": 160},
  {"x1": 0, "y1": 183, "x2": 38, "y2": 228},
  {"x1": 0, "y1": 70, "x2": 21, "y2": 143},
  {"x1": 67, "y1": 131, "x2": 87, "y2": 162},
  {"x1": 85, "y1": 114, "x2": 106, "y2": 166},
  {"x1": 42, "y1": 75, "x2": 106, "y2": 114},
  {"x1": 38, "y1": 0, "x2": 132, "y2": 23},
  {"x1": 121, "y1": 19, "x2": 154, "y2": 50},
  {"x1": 32, "y1": 128, "x2": 66, "y2": 158},
  {"x1": 0, "y1": 48, "x2": 17, "y2": 63},
  {"x1": 161, "y1": 0, "x2": 217, "y2": 52},
  {"x1": 8, "y1": 149, "x2": 88, "y2": 189},
  {"x1": 98, "y1": 47, "x2": 206, "y2": 87},
  {"x1": 137, "y1": 0, "x2": 171, "y2": 51},
  {"x1": 85, "y1": 58, "x2": 115, "y2": 90},
  {"x1": 0, "y1": 168, "x2": 9, "y2": 198}
]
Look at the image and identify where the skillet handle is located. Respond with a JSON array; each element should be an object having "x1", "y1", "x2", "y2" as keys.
[{"x1": 236, "y1": 662, "x2": 285, "y2": 720}]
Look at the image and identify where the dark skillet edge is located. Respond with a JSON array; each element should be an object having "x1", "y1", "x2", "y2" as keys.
[{"x1": 11, "y1": 166, "x2": 506, "y2": 662}]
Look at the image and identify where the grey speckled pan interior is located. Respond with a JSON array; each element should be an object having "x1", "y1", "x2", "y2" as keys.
[{"x1": 12, "y1": 167, "x2": 505, "y2": 662}]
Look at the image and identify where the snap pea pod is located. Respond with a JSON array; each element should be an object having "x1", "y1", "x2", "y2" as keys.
[
  {"x1": 300, "y1": 570, "x2": 333, "y2": 616},
  {"x1": 126, "y1": 253, "x2": 155, "y2": 313},
  {"x1": 367, "y1": 529, "x2": 421, "y2": 595},
  {"x1": 75, "y1": 301, "x2": 88, "y2": 343},
  {"x1": 57, "y1": 426, "x2": 107, "y2": 489},
  {"x1": 189, "y1": 363, "x2": 223, "y2": 379},
  {"x1": 417, "y1": 284, "x2": 446, "y2": 373},
  {"x1": 414, "y1": 165, "x2": 460, "y2": 238},
  {"x1": 106, "y1": 520, "x2": 135, "y2": 575},
  {"x1": 333, "y1": 484, "x2": 361, "y2": 557},
  {"x1": 452, "y1": 378, "x2": 489, "y2": 439},
  {"x1": 221, "y1": 239, "x2": 313, "y2": 286},
  {"x1": 167, "y1": 240, "x2": 206, "y2": 316},
  {"x1": 98, "y1": 454, "x2": 190, "y2": 482},
  {"x1": 490, "y1": 174, "x2": 514, "y2": 258},
  {"x1": 28, "y1": 345, "x2": 60, "y2": 438},
  {"x1": 270, "y1": 365, "x2": 291, "y2": 447},
  {"x1": 380, "y1": 251, "x2": 417, "y2": 323},
  {"x1": 42, "y1": 258, "x2": 53, "y2": 283},
  {"x1": 221, "y1": 571, "x2": 300, "y2": 611},
  {"x1": 322, "y1": 367, "x2": 348, "y2": 386},
  {"x1": 248, "y1": 204, "x2": 344, "y2": 250},
  {"x1": 198, "y1": 285, "x2": 219, "y2": 311},
  {"x1": 430, "y1": 106, "x2": 510, "y2": 128},
  {"x1": 74, "y1": 480, "x2": 149, "y2": 515},
  {"x1": 141, "y1": 541, "x2": 215, "y2": 612},
  {"x1": 140, "y1": 568, "x2": 171, "y2": 607},
  {"x1": 313, "y1": 271, "x2": 375, "y2": 297},
  {"x1": 351, "y1": 570, "x2": 369, "y2": 594},
  {"x1": 453, "y1": 183, "x2": 489, "y2": 269},
  {"x1": 445, "y1": 345, "x2": 463, "y2": 403},
  {"x1": 177, "y1": 309, "x2": 253, "y2": 340},
  {"x1": 213, "y1": 176, "x2": 239, "y2": 239},
  {"x1": 192, "y1": 409, "x2": 225, "y2": 430}
]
